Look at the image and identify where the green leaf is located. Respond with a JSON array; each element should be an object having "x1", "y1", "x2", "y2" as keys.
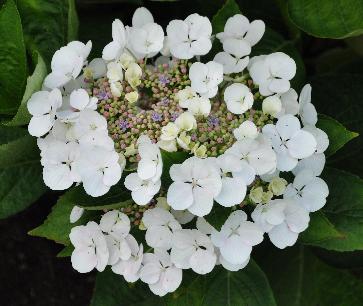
[
  {"x1": 166, "y1": 261, "x2": 276, "y2": 306},
  {"x1": 311, "y1": 74, "x2": 363, "y2": 176},
  {"x1": 91, "y1": 268, "x2": 163, "y2": 306},
  {"x1": 57, "y1": 244, "x2": 74, "y2": 257},
  {"x1": 0, "y1": 0, "x2": 27, "y2": 114},
  {"x1": 0, "y1": 131, "x2": 46, "y2": 218},
  {"x1": 211, "y1": 0, "x2": 240, "y2": 34},
  {"x1": 288, "y1": 0, "x2": 363, "y2": 39},
  {"x1": 67, "y1": 0, "x2": 79, "y2": 41},
  {"x1": 257, "y1": 245, "x2": 363, "y2": 306},
  {"x1": 305, "y1": 168, "x2": 363, "y2": 251},
  {"x1": 16, "y1": 0, "x2": 77, "y2": 64},
  {"x1": 300, "y1": 210, "x2": 344, "y2": 245},
  {"x1": 204, "y1": 205, "x2": 232, "y2": 231},
  {"x1": 6, "y1": 51, "x2": 47, "y2": 126},
  {"x1": 317, "y1": 114, "x2": 358, "y2": 157},
  {"x1": 29, "y1": 189, "x2": 97, "y2": 245},
  {"x1": 252, "y1": 27, "x2": 306, "y2": 90}
]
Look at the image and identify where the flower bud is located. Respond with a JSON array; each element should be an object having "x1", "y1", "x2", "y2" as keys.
[
  {"x1": 110, "y1": 81, "x2": 123, "y2": 97},
  {"x1": 175, "y1": 112, "x2": 197, "y2": 131},
  {"x1": 249, "y1": 186, "x2": 264, "y2": 203},
  {"x1": 160, "y1": 122, "x2": 179, "y2": 141},
  {"x1": 157, "y1": 139, "x2": 177, "y2": 152},
  {"x1": 125, "y1": 91, "x2": 139, "y2": 104},
  {"x1": 268, "y1": 177, "x2": 287, "y2": 196}
]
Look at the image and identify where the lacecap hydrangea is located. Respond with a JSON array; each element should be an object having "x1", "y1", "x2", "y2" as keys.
[{"x1": 27, "y1": 7, "x2": 329, "y2": 297}]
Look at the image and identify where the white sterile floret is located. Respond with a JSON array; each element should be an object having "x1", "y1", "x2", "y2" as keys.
[
  {"x1": 70, "y1": 221, "x2": 109, "y2": 273},
  {"x1": 292, "y1": 153, "x2": 326, "y2": 176},
  {"x1": 102, "y1": 19, "x2": 126, "y2": 61},
  {"x1": 214, "y1": 153, "x2": 247, "y2": 207},
  {"x1": 298, "y1": 84, "x2": 318, "y2": 126},
  {"x1": 225, "y1": 138, "x2": 277, "y2": 179},
  {"x1": 27, "y1": 88, "x2": 62, "y2": 137},
  {"x1": 179, "y1": 96, "x2": 211, "y2": 117},
  {"x1": 137, "y1": 136, "x2": 163, "y2": 181},
  {"x1": 99, "y1": 210, "x2": 131, "y2": 237},
  {"x1": 189, "y1": 61, "x2": 223, "y2": 98},
  {"x1": 167, "y1": 157, "x2": 222, "y2": 217},
  {"x1": 224, "y1": 83, "x2": 254, "y2": 114},
  {"x1": 129, "y1": 22, "x2": 164, "y2": 59},
  {"x1": 303, "y1": 125, "x2": 329, "y2": 154},
  {"x1": 166, "y1": 13, "x2": 212, "y2": 59},
  {"x1": 57, "y1": 88, "x2": 98, "y2": 121},
  {"x1": 84, "y1": 58, "x2": 107, "y2": 79},
  {"x1": 132, "y1": 7, "x2": 154, "y2": 28},
  {"x1": 262, "y1": 95, "x2": 282, "y2": 118},
  {"x1": 262, "y1": 114, "x2": 317, "y2": 171},
  {"x1": 216, "y1": 14, "x2": 265, "y2": 47},
  {"x1": 70, "y1": 206, "x2": 85, "y2": 223},
  {"x1": 214, "y1": 50, "x2": 249, "y2": 75},
  {"x1": 124, "y1": 173, "x2": 161, "y2": 205},
  {"x1": 211, "y1": 210, "x2": 263, "y2": 266},
  {"x1": 111, "y1": 235, "x2": 143, "y2": 282},
  {"x1": 160, "y1": 122, "x2": 179, "y2": 141},
  {"x1": 107, "y1": 62, "x2": 123, "y2": 83},
  {"x1": 142, "y1": 207, "x2": 181, "y2": 249},
  {"x1": 74, "y1": 146, "x2": 122, "y2": 197},
  {"x1": 140, "y1": 249, "x2": 182, "y2": 297},
  {"x1": 67, "y1": 41, "x2": 92, "y2": 61},
  {"x1": 171, "y1": 229, "x2": 216, "y2": 274},
  {"x1": 41, "y1": 140, "x2": 80, "y2": 190},
  {"x1": 44, "y1": 42, "x2": 90, "y2": 89},
  {"x1": 284, "y1": 169, "x2": 329, "y2": 212},
  {"x1": 252, "y1": 199, "x2": 310, "y2": 249},
  {"x1": 233, "y1": 121, "x2": 258, "y2": 140},
  {"x1": 248, "y1": 52, "x2": 296, "y2": 96},
  {"x1": 276, "y1": 88, "x2": 299, "y2": 118},
  {"x1": 176, "y1": 86, "x2": 197, "y2": 103},
  {"x1": 175, "y1": 112, "x2": 197, "y2": 131}
]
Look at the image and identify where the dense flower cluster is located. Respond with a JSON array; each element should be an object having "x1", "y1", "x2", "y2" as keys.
[{"x1": 27, "y1": 7, "x2": 329, "y2": 296}]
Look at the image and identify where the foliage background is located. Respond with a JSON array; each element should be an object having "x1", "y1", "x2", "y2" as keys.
[{"x1": 0, "y1": 0, "x2": 363, "y2": 305}]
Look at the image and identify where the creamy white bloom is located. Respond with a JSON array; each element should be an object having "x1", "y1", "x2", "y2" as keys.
[
  {"x1": 211, "y1": 210, "x2": 263, "y2": 265},
  {"x1": 160, "y1": 122, "x2": 179, "y2": 141},
  {"x1": 132, "y1": 7, "x2": 154, "y2": 28},
  {"x1": 142, "y1": 207, "x2": 181, "y2": 249},
  {"x1": 74, "y1": 146, "x2": 122, "y2": 197},
  {"x1": 298, "y1": 84, "x2": 318, "y2": 126},
  {"x1": 67, "y1": 41, "x2": 92, "y2": 61},
  {"x1": 41, "y1": 140, "x2": 80, "y2": 190},
  {"x1": 189, "y1": 61, "x2": 223, "y2": 98},
  {"x1": 262, "y1": 114, "x2": 317, "y2": 171},
  {"x1": 226, "y1": 138, "x2": 277, "y2": 177},
  {"x1": 166, "y1": 13, "x2": 212, "y2": 59},
  {"x1": 70, "y1": 221, "x2": 109, "y2": 273},
  {"x1": 233, "y1": 121, "x2": 258, "y2": 140},
  {"x1": 216, "y1": 14, "x2": 265, "y2": 46},
  {"x1": 179, "y1": 96, "x2": 211, "y2": 117},
  {"x1": 252, "y1": 199, "x2": 310, "y2": 249},
  {"x1": 111, "y1": 235, "x2": 143, "y2": 282},
  {"x1": 171, "y1": 229, "x2": 216, "y2": 274},
  {"x1": 224, "y1": 83, "x2": 254, "y2": 114},
  {"x1": 175, "y1": 112, "x2": 197, "y2": 131},
  {"x1": 176, "y1": 86, "x2": 197, "y2": 103},
  {"x1": 140, "y1": 250, "x2": 182, "y2": 296},
  {"x1": 214, "y1": 51, "x2": 249, "y2": 74},
  {"x1": 137, "y1": 136, "x2": 163, "y2": 181},
  {"x1": 124, "y1": 173, "x2": 161, "y2": 205},
  {"x1": 167, "y1": 157, "x2": 222, "y2": 217},
  {"x1": 107, "y1": 61, "x2": 123, "y2": 83},
  {"x1": 214, "y1": 154, "x2": 247, "y2": 207},
  {"x1": 262, "y1": 95, "x2": 282, "y2": 117},
  {"x1": 27, "y1": 89, "x2": 62, "y2": 137},
  {"x1": 102, "y1": 19, "x2": 126, "y2": 61},
  {"x1": 284, "y1": 169, "x2": 329, "y2": 212},
  {"x1": 157, "y1": 139, "x2": 177, "y2": 152},
  {"x1": 100, "y1": 210, "x2": 131, "y2": 237},
  {"x1": 70, "y1": 206, "x2": 85, "y2": 223},
  {"x1": 84, "y1": 58, "x2": 107, "y2": 79},
  {"x1": 248, "y1": 52, "x2": 296, "y2": 96}
]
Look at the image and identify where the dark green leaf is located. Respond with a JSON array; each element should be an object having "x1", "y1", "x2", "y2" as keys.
[
  {"x1": 305, "y1": 168, "x2": 363, "y2": 251},
  {"x1": 29, "y1": 189, "x2": 97, "y2": 245},
  {"x1": 16, "y1": 0, "x2": 77, "y2": 64},
  {"x1": 317, "y1": 114, "x2": 358, "y2": 157},
  {"x1": 257, "y1": 245, "x2": 363, "y2": 306},
  {"x1": 6, "y1": 51, "x2": 47, "y2": 126},
  {"x1": 204, "y1": 205, "x2": 232, "y2": 231},
  {"x1": 0, "y1": 132, "x2": 46, "y2": 218},
  {"x1": 288, "y1": 0, "x2": 363, "y2": 39},
  {"x1": 91, "y1": 268, "x2": 163, "y2": 306},
  {"x1": 0, "y1": 0, "x2": 27, "y2": 114},
  {"x1": 311, "y1": 74, "x2": 363, "y2": 176},
  {"x1": 67, "y1": 0, "x2": 79, "y2": 41},
  {"x1": 300, "y1": 210, "x2": 344, "y2": 245},
  {"x1": 160, "y1": 150, "x2": 190, "y2": 187},
  {"x1": 211, "y1": 0, "x2": 241, "y2": 34},
  {"x1": 57, "y1": 244, "x2": 74, "y2": 257}
]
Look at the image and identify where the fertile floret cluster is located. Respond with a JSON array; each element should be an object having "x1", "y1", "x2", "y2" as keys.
[{"x1": 27, "y1": 7, "x2": 329, "y2": 296}]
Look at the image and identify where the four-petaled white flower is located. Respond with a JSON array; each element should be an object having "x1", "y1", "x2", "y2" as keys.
[
  {"x1": 233, "y1": 121, "x2": 258, "y2": 141},
  {"x1": 70, "y1": 221, "x2": 109, "y2": 273},
  {"x1": 166, "y1": 13, "x2": 212, "y2": 59},
  {"x1": 142, "y1": 207, "x2": 181, "y2": 249},
  {"x1": 211, "y1": 210, "x2": 263, "y2": 266},
  {"x1": 171, "y1": 229, "x2": 216, "y2": 274},
  {"x1": 27, "y1": 89, "x2": 63, "y2": 137},
  {"x1": 137, "y1": 136, "x2": 163, "y2": 181},
  {"x1": 124, "y1": 173, "x2": 161, "y2": 205},
  {"x1": 102, "y1": 19, "x2": 127, "y2": 61},
  {"x1": 167, "y1": 157, "x2": 222, "y2": 217},
  {"x1": 248, "y1": 52, "x2": 296, "y2": 96},
  {"x1": 139, "y1": 249, "x2": 182, "y2": 297},
  {"x1": 224, "y1": 83, "x2": 254, "y2": 114},
  {"x1": 284, "y1": 169, "x2": 329, "y2": 212},
  {"x1": 262, "y1": 114, "x2": 317, "y2": 171}
]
